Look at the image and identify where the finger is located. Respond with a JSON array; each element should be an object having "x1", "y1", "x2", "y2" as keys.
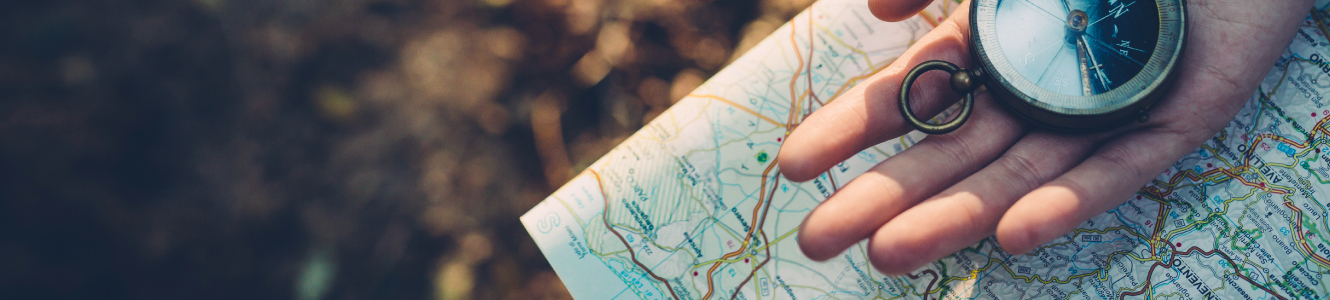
[
  {"x1": 779, "y1": 3, "x2": 973, "y2": 182},
  {"x1": 865, "y1": 131, "x2": 1098, "y2": 274},
  {"x1": 798, "y1": 92, "x2": 1023, "y2": 261},
  {"x1": 868, "y1": 0, "x2": 937, "y2": 22},
  {"x1": 995, "y1": 127, "x2": 1201, "y2": 255}
]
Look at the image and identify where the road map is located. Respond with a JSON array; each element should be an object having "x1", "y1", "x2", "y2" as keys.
[{"x1": 521, "y1": 0, "x2": 1330, "y2": 298}]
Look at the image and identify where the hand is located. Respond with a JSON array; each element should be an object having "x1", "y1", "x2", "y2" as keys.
[{"x1": 780, "y1": 0, "x2": 1315, "y2": 274}]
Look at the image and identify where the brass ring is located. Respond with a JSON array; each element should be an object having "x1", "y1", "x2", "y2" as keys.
[{"x1": 899, "y1": 60, "x2": 974, "y2": 135}]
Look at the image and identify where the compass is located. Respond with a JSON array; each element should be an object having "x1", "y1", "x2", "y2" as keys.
[{"x1": 899, "y1": 0, "x2": 1186, "y2": 134}]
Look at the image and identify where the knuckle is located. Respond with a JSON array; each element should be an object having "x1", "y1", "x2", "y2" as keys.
[
  {"x1": 867, "y1": 173, "x2": 907, "y2": 201},
  {"x1": 1097, "y1": 143, "x2": 1148, "y2": 179},
  {"x1": 995, "y1": 152, "x2": 1048, "y2": 192},
  {"x1": 954, "y1": 198, "x2": 987, "y2": 236},
  {"x1": 924, "y1": 134, "x2": 977, "y2": 169}
]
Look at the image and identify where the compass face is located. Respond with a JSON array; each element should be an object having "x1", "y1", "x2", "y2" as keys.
[
  {"x1": 996, "y1": 0, "x2": 1158, "y2": 96},
  {"x1": 972, "y1": 0, "x2": 1183, "y2": 117}
]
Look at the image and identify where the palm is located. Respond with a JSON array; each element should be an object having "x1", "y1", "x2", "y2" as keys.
[{"x1": 779, "y1": 0, "x2": 1314, "y2": 274}]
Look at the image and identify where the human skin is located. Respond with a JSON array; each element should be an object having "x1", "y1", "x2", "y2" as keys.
[{"x1": 779, "y1": 0, "x2": 1316, "y2": 274}]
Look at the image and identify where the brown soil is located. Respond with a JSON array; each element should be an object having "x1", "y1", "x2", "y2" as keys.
[{"x1": 0, "y1": 0, "x2": 812, "y2": 299}]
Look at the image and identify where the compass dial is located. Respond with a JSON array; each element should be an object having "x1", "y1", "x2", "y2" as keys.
[
  {"x1": 996, "y1": 0, "x2": 1159, "y2": 96},
  {"x1": 971, "y1": 0, "x2": 1184, "y2": 124}
]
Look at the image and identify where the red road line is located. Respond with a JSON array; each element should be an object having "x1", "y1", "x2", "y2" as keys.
[
  {"x1": 1283, "y1": 202, "x2": 1330, "y2": 268},
  {"x1": 906, "y1": 269, "x2": 940, "y2": 300},
  {"x1": 728, "y1": 189, "x2": 778, "y2": 300},
  {"x1": 1118, "y1": 246, "x2": 1287, "y2": 300}
]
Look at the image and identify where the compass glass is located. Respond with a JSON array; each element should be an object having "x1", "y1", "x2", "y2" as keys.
[{"x1": 994, "y1": 0, "x2": 1160, "y2": 96}]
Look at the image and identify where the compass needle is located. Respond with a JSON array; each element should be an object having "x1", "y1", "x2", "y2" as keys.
[
  {"x1": 1076, "y1": 38, "x2": 1094, "y2": 96},
  {"x1": 1081, "y1": 36, "x2": 1112, "y2": 92}
]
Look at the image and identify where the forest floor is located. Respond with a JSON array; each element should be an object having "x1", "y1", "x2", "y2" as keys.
[{"x1": 0, "y1": 0, "x2": 813, "y2": 299}]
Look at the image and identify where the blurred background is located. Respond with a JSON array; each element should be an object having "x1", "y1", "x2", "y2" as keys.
[{"x1": 0, "y1": 0, "x2": 818, "y2": 298}]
